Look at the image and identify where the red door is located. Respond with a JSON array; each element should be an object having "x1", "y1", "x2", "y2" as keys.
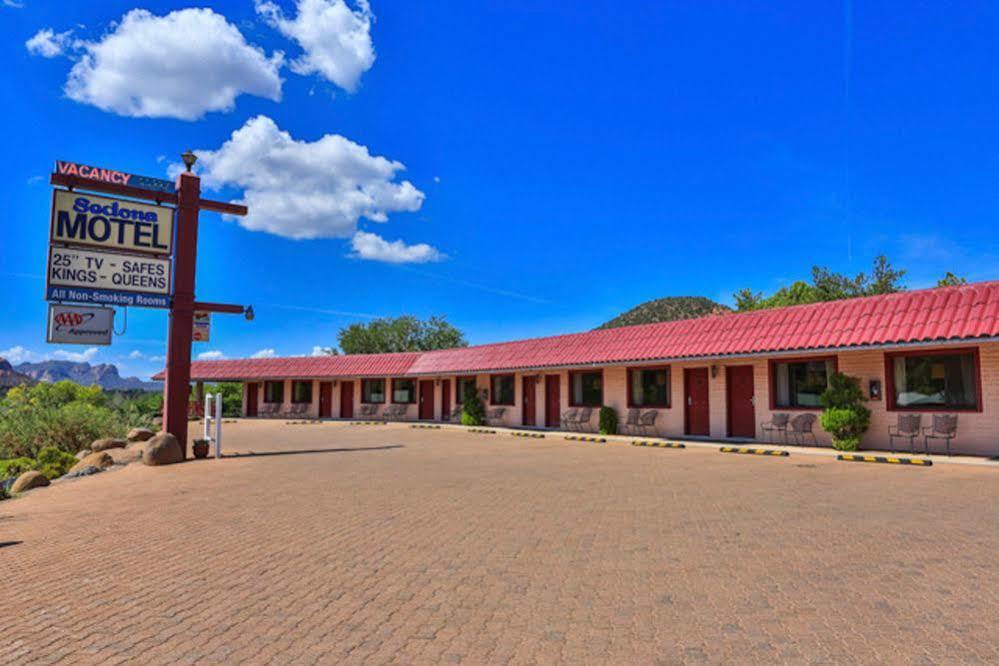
[
  {"x1": 726, "y1": 366, "x2": 755, "y2": 438},
  {"x1": 340, "y1": 381, "x2": 354, "y2": 419},
  {"x1": 318, "y1": 382, "x2": 333, "y2": 418},
  {"x1": 441, "y1": 380, "x2": 451, "y2": 421},
  {"x1": 246, "y1": 382, "x2": 258, "y2": 417},
  {"x1": 544, "y1": 375, "x2": 561, "y2": 428},
  {"x1": 522, "y1": 376, "x2": 537, "y2": 426},
  {"x1": 684, "y1": 368, "x2": 710, "y2": 436},
  {"x1": 419, "y1": 380, "x2": 435, "y2": 420}
]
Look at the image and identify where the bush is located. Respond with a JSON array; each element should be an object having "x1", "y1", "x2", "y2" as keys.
[
  {"x1": 0, "y1": 457, "x2": 36, "y2": 479},
  {"x1": 206, "y1": 382, "x2": 243, "y2": 417},
  {"x1": 459, "y1": 384, "x2": 485, "y2": 426},
  {"x1": 34, "y1": 446, "x2": 78, "y2": 479},
  {"x1": 819, "y1": 373, "x2": 871, "y2": 451},
  {"x1": 598, "y1": 406, "x2": 618, "y2": 435}
]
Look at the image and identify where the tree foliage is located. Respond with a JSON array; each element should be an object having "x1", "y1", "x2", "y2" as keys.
[
  {"x1": 937, "y1": 272, "x2": 967, "y2": 287},
  {"x1": 459, "y1": 383, "x2": 485, "y2": 426},
  {"x1": 818, "y1": 373, "x2": 871, "y2": 452},
  {"x1": 337, "y1": 315, "x2": 467, "y2": 355},
  {"x1": 734, "y1": 256, "x2": 907, "y2": 312}
]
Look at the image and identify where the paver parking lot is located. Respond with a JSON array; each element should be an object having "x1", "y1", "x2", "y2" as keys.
[{"x1": 3, "y1": 421, "x2": 999, "y2": 664}]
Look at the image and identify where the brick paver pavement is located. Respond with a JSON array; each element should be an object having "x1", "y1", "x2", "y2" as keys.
[{"x1": 2, "y1": 421, "x2": 998, "y2": 664}]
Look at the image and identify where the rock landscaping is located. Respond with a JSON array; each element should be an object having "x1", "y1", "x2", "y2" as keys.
[
  {"x1": 91, "y1": 438, "x2": 127, "y2": 452},
  {"x1": 142, "y1": 432, "x2": 183, "y2": 466},
  {"x1": 11, "y1": 470, "x2": 50, "y2": 493}
]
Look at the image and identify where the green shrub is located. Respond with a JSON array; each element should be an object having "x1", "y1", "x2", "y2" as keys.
[
  {"x1": 34, "y1": 446, "x2": 78, "y2": 480},
  {"x1": 598, "y1": 406, "x2": 618, "y2": 435},
  {"x1": 460, "y1": 384, "x2": 485, "y2": 426},
  {"x1": 206, "y1": 382, "x2": 243, "y2": 417},
  {"x1": 0, "y1": 457, "x2": 36, "y2": 479},
  {"x1": 819, "y1": 373, "x2": 871, "y2": 451}
]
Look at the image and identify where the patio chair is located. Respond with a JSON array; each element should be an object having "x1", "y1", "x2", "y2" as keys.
[
  {"x1": 622, "y1": 409, "x2": 641, "y2": 435},
  {"x1": 486, "y1": 407, "x2": 506, "y2": 426},
  {"x1": 574, "y1": 408, "x2": 594, "y2": 432},
  {"x1": 760, "y1": 413, "x2": 790, "y2": 443},
  {"x1": 449, "y1": 405, "x2": 463, "y2": 421},
  {"x1": 638, "y1": 410, "x2": 659, "y2": 437},
  {"x1": 561, "y1": 408, "x2": 579, "y2": 431},
  {"x1": 888, "y1": 414, "x2": 922, "y2": 454},
  {"x1": 383, "y1": 404, "x2": 407, "y2": 421},
  {"x1": 788, "y1": 413, "x2": 817, "y2": 446},
  {"x1": 923, "y1": 414, "x2": 958, "y2": 456},
  {"x1": 357, "y1": 404, "x2": 378, "y2": 419}
]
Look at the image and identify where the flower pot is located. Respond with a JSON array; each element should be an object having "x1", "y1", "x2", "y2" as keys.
[{"x1": 192, "y1": 441, "x2": 210, "y2": 459}]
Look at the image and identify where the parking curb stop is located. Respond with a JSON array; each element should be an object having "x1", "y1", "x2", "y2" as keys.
[
  {"x1": 837, "y1": 454, "x2": 933, "y2": 466},
  {"x1": 721, "y1": 447, "x2": 789, "y2": 457}
]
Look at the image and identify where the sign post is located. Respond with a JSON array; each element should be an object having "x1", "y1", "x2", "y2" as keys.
[{"x1": 49, "y1": 157, "x2": 250, "y2": 458}]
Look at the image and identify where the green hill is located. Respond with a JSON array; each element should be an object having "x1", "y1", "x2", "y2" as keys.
[{"x1": 597, "y1": 296, "x2": 731, "y2": 330}]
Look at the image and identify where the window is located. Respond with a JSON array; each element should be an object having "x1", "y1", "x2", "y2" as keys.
[
  {"x1": 569, "y1": 371, "x2": 603, "y2": 407},
  {"x1": 292, "y1": 381, "x2": 312, "y2": 404},
  {"x1": 456, "y1": 376, "x2": 477, "y2": 403},
  {"x1": 361, "y1": 378, "x2": 385, "y2": 404},
  {"x1": 392, "y1": 378, "x2": 416, "y2": 404},
  {"x1": 628, "y1": 367, "x2": 670, "y2": 407},
  {"x1": 771, "y1": 358, "x2": 835, "y2": 409},
  {"x1": 491, "y1": 375, "x2": 515, "y2": 405},
  {"x1": 263, "y1": 381, "x2": 284, "y2": 404},
  {"x1": 886, "y1": 349, "x2": 980, "y2": 411}
]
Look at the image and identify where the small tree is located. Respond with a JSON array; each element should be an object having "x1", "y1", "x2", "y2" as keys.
[
  {"x1": 460, "y1": 384, "x2": 485, "y2": 426},
  {"x1": 819, "y1": 372, "x2": 871, "y2": 451},
  {"x1": 598, "y1": 406, "x2": 618, "y2": 435}
]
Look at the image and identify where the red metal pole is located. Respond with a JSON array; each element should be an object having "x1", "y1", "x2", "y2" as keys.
[{"x1": 162, "y1": 172, "x2": 201, "y2": 456}]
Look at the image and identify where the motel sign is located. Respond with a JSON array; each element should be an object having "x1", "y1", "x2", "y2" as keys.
[{"x1": 46, "y1": 157, "x2": 251, "y2": 454}]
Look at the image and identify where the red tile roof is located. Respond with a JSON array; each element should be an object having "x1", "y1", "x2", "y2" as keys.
[{"x1": 163, "y1": 280, "x2": 999, "y2": 381}]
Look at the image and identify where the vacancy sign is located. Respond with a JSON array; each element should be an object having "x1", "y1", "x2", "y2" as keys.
[
  {"x1": 46, "y1": 246, "x2": 172, "y2": 308},
  {"x1": 193, "y1": 311, "x2": 211, "y2": 342},
  {"x1": 51, "y1": 189, "x2": 173, "y2": 256},
  {"x1": 47, "y1": 304, "x2": 113, "y2": 345}
]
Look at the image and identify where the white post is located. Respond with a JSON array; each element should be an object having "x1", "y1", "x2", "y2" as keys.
[
  {"x1": 214, "y1": 392, "x2": 223, "y2": 459},
  {"x1": 204, "y1": 392, "x2": 212, "y2": 440}
]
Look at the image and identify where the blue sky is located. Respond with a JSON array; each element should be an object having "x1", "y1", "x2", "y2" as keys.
[{"x1": 2, "y1": 1, "x2": 998, "y2": 380}]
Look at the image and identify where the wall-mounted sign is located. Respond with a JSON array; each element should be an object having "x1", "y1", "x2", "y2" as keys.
[
  {"x1": 55, "y1": 160, "x2": 176, "y2": 194},
  {"x1": 50, "y1": 190, "x2": 173, "y2": 256},
  {"x1": 46, "y1": 246, "x2": 172, "y2": 308},
  {"x1": 193, "y1": 311, "x2": 211, "y2": 342},
  {"x1": 47, "y1": 304, "x2": 114, "y2": 345}
]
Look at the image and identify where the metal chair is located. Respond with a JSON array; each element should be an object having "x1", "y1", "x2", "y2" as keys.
[
  {"x1": 923, "y1": 414, "x2": 958, "y2": 456},
  {"x1": 574, "y1": 408, "x2": 593, "y2": 432},
  {"x1": 638, "y1": 410, "x2": 659, "y2": 437},
  {"x1": 788, "y1": 413, "x2": 817, "y2": 446},
  {"x1": 561, "y1": 408, "x2": 578, "y2": 431},
  {"x1": 622, "y1": 408, "x2": 642, "y2": 435},
  {"x1": 760, "y1": 413, "x2": 790, "y2": 443},
  {"x1": 888, "y1": 414, "x2": 922, "y2": 453},
  {"x1": 449, "y1": 405, "x2": 463, "y2": 421},
  {"x1": 486, "y1": 407, "x2": 506, "y2": 426},
  {"x1": 357, "y1": 404, "x2": 378, "y2": 419}
]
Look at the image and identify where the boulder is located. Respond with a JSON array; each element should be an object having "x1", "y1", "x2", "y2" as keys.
[
  {"x1": 63, "y1": 465, "x2": 102, "y2": 479},
  {"x1": 142, "y1": 432, "x2": 184, "y2": 466},
  {"x1": 75, "y1": 449, "x2": 92, "y2": 460},
  {"x1": 69, "y1": 451, "x2": 114, "y2": 474},
  {"x1": 11, "y1": 470, "x2": 50, "y2": 493},
  {"x1": 107, "y1": 447, "x2": 142, "y2": 465},
  {"x1": 91, "y1": 438, "x2": 127, "y2": 452},
  {"x1": 126, "y1": 427, "x2": 155, "y2": 443}
]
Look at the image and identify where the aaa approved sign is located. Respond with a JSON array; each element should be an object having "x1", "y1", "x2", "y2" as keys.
[
  {"x1": 47, "y1": 304, "x2": 114, "y2": 345},
  {"x1": 46, "y1": 246, "x2": 172, "y2": 308}
]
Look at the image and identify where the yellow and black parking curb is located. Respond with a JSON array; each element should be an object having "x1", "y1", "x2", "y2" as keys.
[
  {"x1": 285, "y1": 420, "x2": 323, "y2": 425},
  {"x1": 837, "y1": 454, "x2": 932, "y2": 467},
  {"x1": 720, "y1": 446, "x2": 789, "y2": 457},
  {"x1": 511, "y1": 432, "x2": 546, "y2": 439},
  {"x1": 468, "y1": 428, "x2": 497, "y2": 435},
  {"x1": 632, "y1": 440, "x2": 685, "y2": 448},
  {"x1": 565, "y1": 435, "x2": 607, "y2": 443},
  {"x1": 410, "y1": 424, "x2": 442, "y2": 430},
  {"x1": 350, "y1": 421, "x2": 388, "y2": 426}
]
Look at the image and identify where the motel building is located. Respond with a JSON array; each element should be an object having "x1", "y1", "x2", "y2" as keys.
[{"x1": 171, "y1": 281, "x2": 999, "y2": 456}]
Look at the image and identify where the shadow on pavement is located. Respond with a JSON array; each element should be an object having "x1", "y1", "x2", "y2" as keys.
[
  {"x1": 0, "y1": 541, "x2": 23, "y2": 549},
  {"x1": 224, "y1": 445, "x2": 404, "y2": 459}
]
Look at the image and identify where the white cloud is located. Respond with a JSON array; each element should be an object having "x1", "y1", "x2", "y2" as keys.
[
  {"x1": 197, "y1": 350, "x2": 226, "y2": 360},
  {"x1": 351, "y1": 231, "x2": 443, "y2": 264},
  {"x1": 149, "y1": 355, "x2": 166, "y2": 363},
  {"x1": 25, "y1": 28, "x2": 73, "y2": 57},
  {"x1": 181, "y1": 115, "x2": 426, "y2": 241},
  {"x1": 311, "y1": 346, "x2": 331, "y2": 356},
  {"x1": 4, "y1": 0, "x2": 26, "y2": 9},
  {"x1": 46, "y1": 8, "x2": 284, "y2": 120},
  {"x1": 251, "y1": 348, "x2": 277, "y2": 358},
  {"x1": 51, "y1": 347, "x2": 99, "y2": 363},
  {"x1": 128, "y1": 350, "x2": 145, "y2": 360},
  {"x1": 1, "y1": 346, "x2": 38, "y2": 364},
  {"x1": 256, "y1": 0, "x2": 374, "y2": 92}
]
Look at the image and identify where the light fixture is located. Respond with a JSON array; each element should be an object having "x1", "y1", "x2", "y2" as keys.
[
  {"x1": 181, "y1": 149, "x2": 197, "y2": 172},
  {"x1": 710, "y1": 365, "x2": 719, "y2": 378},
  {"x1": 244, "y1": 305, "x2": 255, "y2": 321}
]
